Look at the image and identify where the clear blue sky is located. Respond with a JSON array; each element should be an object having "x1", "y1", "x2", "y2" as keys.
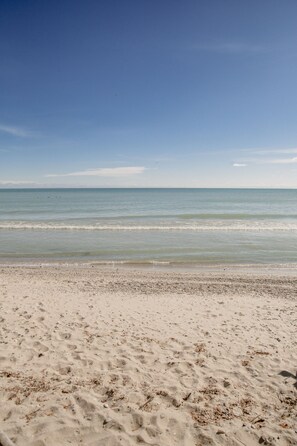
[{"x1": 1, "y1": 0, "x2": 297, "y2": 187}]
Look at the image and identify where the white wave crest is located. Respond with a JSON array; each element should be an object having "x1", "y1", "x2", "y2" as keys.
[{"x1": 1, "y1": 221, "x2": 297, "y2": 232}]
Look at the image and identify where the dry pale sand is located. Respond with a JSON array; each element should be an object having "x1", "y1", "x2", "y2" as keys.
[{"x1": 0, "y1": 265, "x2": 296, "y2": 446}]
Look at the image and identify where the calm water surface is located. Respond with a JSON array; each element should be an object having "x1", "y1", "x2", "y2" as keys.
[{"x1": 1, "y1": 188, "x2": 297, "y2": 264}]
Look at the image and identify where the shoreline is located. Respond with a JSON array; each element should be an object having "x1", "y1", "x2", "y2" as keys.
[{"x1": 1, "y1": 259, "x2": 297, "y2": 276}]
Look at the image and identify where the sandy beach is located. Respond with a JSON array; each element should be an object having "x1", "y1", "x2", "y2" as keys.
[{"x1": 0, "y1": 264, "x2": 296, "y2": 446}]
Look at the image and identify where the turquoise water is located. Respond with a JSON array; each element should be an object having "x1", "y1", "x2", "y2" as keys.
[{"x1": 1, "y1": 188, "x2": 297, "y2": 264}]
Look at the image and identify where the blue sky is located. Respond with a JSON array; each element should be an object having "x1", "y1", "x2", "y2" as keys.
[{"x1": 1, "y1": 0, "x2": 297, "y2": 187}]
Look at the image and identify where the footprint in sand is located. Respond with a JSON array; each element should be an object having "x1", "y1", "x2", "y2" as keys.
[{"x1": 59, "y1": 332, "x2": 72, "y2": 340}]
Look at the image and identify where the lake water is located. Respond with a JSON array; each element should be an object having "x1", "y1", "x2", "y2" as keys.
[{"x1": 1, "y1": 188, "x2": 297, "y2": 264}]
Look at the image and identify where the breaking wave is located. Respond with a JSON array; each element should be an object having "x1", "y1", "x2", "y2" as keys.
[{"x1": 1, "y1": 221, "x2": 297, "y2": 232}]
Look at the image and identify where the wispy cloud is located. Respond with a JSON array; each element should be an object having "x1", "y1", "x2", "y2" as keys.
[
  {"x1": 0, "y1": 124, "x2": 33, "y2": 138},
  {"x1": 193, "y1": 42, "x2": 265, "y2": 54},
  {"x1": 232, "y1": 147, "x2": 297, "y2": 166},
  {"x1": 266, "y1": 157, "x2": 297, "y2": 165},
  {"x1": 0, "y1": 180, "x2": 37, "y2": 185},
  {"x1": 46, "y1": 166, "x2": 146, "y2": 178},
  {"x1": 249, "y1": 148, "x2": 297, "y2": 155},
  {"x1": 232, "y1": 156, "x2": 297, "y2": 166}
]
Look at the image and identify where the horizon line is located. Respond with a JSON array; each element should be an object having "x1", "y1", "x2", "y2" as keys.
[{"x1": 1, "y1": 186, "x2": 297, "y2": 190}]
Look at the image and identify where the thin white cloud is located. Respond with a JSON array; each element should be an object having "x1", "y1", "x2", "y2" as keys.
[
  {"x1": 194, "y1": 42, "x2": 265, "y2": 54},
  {"x1": 0, "y1": 180, "x2": 37, "y2": 185},
  {"x1": 267, "y1": 157, "x2": 297, "y2": 165},
  {"x1": 231, "y1": 148, "x2": 297, "y2": 166},
  {"x1": 236, "y1": 156, "x2": 297, "y2": 165},
  {"x1": 249, "y1": 148, "x2": 297, "y2": 155},
  {"x1": 46, "y1": 166, "x2": 146, "y2": 178},
  {"x1": 0, "y1": 124, "x2": 32, "y2": 138}
]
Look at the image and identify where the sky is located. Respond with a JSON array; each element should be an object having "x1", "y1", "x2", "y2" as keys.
[{"x1": 1, "y1": 0, "x2": 297, "y2": 188}]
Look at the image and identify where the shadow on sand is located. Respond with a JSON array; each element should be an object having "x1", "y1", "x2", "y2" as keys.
[{"x1": 279, "y1": 370, "x2": 297, "y2": 389}]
